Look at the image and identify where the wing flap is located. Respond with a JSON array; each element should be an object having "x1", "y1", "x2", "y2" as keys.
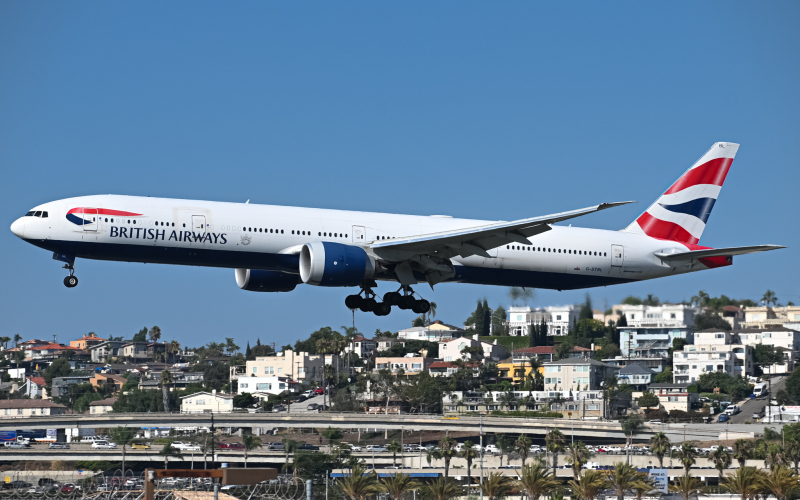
[{"x1": 654, "y1": 245, "x2": 785, "y2": 261}]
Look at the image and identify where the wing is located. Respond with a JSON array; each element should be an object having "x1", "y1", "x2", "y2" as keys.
[
  {"x1": 371, "y1": 201, "x2": 635, "y2": 261},
  {"x1": 654, "y1": 245, "x2": 785, "y2": 261}
]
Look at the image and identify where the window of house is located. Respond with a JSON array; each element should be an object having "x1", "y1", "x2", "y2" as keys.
[
  {"x1": 17, "y1": 409, "x2": 22, "y2": 415},
  {"x1": 197, "y1": 399, "x2": 205, "y2": 405},
  {"x1": 587, "y1": 404, "x2": 600, "y2": 410},
  {"x1": 668, "y1": 396, "x2": 679, "y2": 402},
  {"x1": 252, "y1": 367, "x2": 258, "y2": 374},
  {"x1": 545, "y1": 366, "x2": 561, "y2": 372},
  {"x1": 467, "y1": 406, "x2": 478, "y2": 411}
]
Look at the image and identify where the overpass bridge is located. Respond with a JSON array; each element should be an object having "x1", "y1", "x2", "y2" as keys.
[{"x1": 0, "y1": 412, "x2": 775, "y2": 442}]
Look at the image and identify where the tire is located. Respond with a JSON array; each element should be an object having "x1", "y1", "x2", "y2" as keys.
[
  {"x1": 345, "y1": 295, "x2": 362, "y2": 309},
  {"x1": 64, "y1": 276, "x2": 78, "y2": 288},
  {"x1": 360, "y1": 297, "x2": 376, "y2": 312},
  {"x1": 415, "y1": 299, "x2": 430, "y2": 314},
  {"x1": 374, "y1": 302, "x2": 391, "y2": 316},
  {"x1": 383, "y1": 292, "x2": 401, "y2": 305},
  {"x1": 398, "y1": 295, "x2": 415, "y2": 310}
]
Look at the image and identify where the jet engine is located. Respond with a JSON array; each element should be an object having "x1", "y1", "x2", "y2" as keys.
[
  {"x1": 299, "y1": 241, "x2": 376, "y2": 287},
  {"x1": 235, "y1": 268, "x2": 298, "y2": 292}
]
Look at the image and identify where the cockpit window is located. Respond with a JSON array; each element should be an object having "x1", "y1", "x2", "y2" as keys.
[
  {"x1": 41, "y1": 211, "x2": 48, "y2": 218},
  {"x1": 25, "y1": 211, "x2": 35, "y2": 216},
  {"x1": 34, "y1": 211, "x2": 42, "y2": 217}
]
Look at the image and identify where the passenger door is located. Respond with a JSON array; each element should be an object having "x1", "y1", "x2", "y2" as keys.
[
  {"x1": 191, "y1": 215, "x2": 206, "y2": 245},
  {"x1": 352, "y1": 225, "x2": 366, "y2": 243},
  {"x1": 82, "y1": 208, "x2": 98, "y2": 232},
  {"x1": 611, "y1": 245, "x2": 624, "y2": 267}
]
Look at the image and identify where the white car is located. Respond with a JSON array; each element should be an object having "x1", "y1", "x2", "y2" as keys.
[
  {"x1": 303, "y1": 390, "x2": 315, "y2": 397},
  {"x1": 484, "y1": 444, "x2": 500, "y2": 454},
  {"x1": 348, "y1": 445, "x2": 363, "y2": 452},
  {"x1": 92, "y1": 441, "x2": 117, "y2": 449},
  {"x1": 171, "y1": 441, "x2": 201, "y2": 451}
]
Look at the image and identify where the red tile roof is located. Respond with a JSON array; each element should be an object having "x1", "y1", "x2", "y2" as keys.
[
  {"x1": 28, "y1": 343, "x2": 79, "y2": 351},
  {"x1": 428, "y1": 361, "x2": 480, "y2": 369},
  {"x1": 74, "y1": 334, "x2": 106, "y2": 341},
  {"x1": 27, "y1": 376, "x2": 46, "y2": 386}
]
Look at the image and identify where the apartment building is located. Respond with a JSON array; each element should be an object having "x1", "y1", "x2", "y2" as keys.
[
  {"x1": 237, "y1": 376, "x2": 299, "y2": 396},
  {"x1": 438, "y1": 336, "x2": 508, "y2": 362},
  {"x1": 635, "y1": 382, "x2": 700, "y2": 413},
  {"x1": 673, "y1": 330, "x2": 754, "y2": 384},
  {"x1": 374, "y1": 337, "x2": 405, "y2": 352},
  {"x1": 617, "y1": 363, "x2": 655, "y2": 390},
  {"x1": 602, "y1": 356, "x2": 668, "y2": 373},
  {"x1": 714, "y1": 326, "x2": 800, "y2": 374},
  {"x1": 428, "y1": 361, "x2": 480, "y2": 378},
  {"x1": 246, "y1": 350, "x2": 336, "y2": 383},
  {"x1": 70, "y1": 333, "x2": 106, "y2": 350},
  {"x1": 374, "y1": 355, "x2": 433, "y2": 374},
  {"x1": 51, "y1": 375, "x2": 92, "y2": 398},
  {"x1": 121, "y1": 342, "x2": 150, "y2": 360},
  {"x1": 90, "y1": 340, "x2": 127, "y2": 363},
  {"x1": 506, "y1": 306, "x2": 580, "y2": 337},
  {"x1": 342, "y1": 336, "x2": 377, "y2": 359},
  {"x1": 744, "y1": 306, "x2": 800, "y2": 329},
  {"x1": 619, "y1": 304, "x2": 697, "y2": 357},
  {"x1": 397, "y1": 321, "x2": 464, "y2": 342},
  {"x1": 542, "y1": 358, "x2": 620, "y2": 391}
]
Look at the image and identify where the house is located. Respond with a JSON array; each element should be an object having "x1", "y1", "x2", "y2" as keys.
[
  {"x1": 23, "y1": 376, "x2": 47, "y2": 398},
  {"x1": 602, "y1": 356, "x2": 668, "y2": 373},
  {"x1": 180, "y1": 391, "x2": 234, "y2": 413},
  {"x1": 731, "y1": 327, "x2": 800, "y2": 374},
  {"x1": 744, "y1": 305, "x2": 800, "y2": 329},
  {"x1": 397, "y1": 321, "x2": 464, "y2": 342},
  {"x1": 237, "y1": 376, "x2": 299, "y2": 396},
  {"x1": 342, "y1": 336, "x2": 377, "y2": 359},
  {"x1": 496, "y1": 346, "x2": 593, "y2": 386},
  {"x1": 374, "y1": 337, "x2": 405, "y2": 352},
  {"x1": 618, "y1": 304, "x2": 697, "y2": 357},
  {"x1": 505, "y1": 305, "x2": 580, "y2": 337},
  {"x1": 27, "y1": 343, "x2": 80, "y2": 360},
  {"x1": 51, "y1": 375, "x2": 92, "y2": 398},
  {"x1": 672, "y1": 329, "x2": 754, "y2": 384},
  {"x1": 70, "y1": 333, "x2": 106, "y2": 350},
  {"x1": 635, "y1": 382, "x2": 700, "y2": 413},
  {"x1": 617, "y1": 363, "x2": 655, "y2": 390},
  {"x1": 121, "y1": 342, "x2": 150, "y2": 360},
  {"x1": 0, "y1": 400, "x2": 67, "y2": 418},
  {"x1": 438, "y1": 336, "x2": 508, "y2": 362},
  {"x1": 428, "y1": 361, "x2": 480, "y2": 378},
  {"x1": 246, "y1": 350, "x2": 338, "y2": 382},
  {"x1": 90, "y1": 372, "x2": 127, "y2": 393},
  {"x1": 90, "y1": 340, "x2": 128, "y2": 363},
  {"x1": 374, "y1": 356, "x2": 433, "y2": 374},
  {"x1": 89, "y1": 397, "x2": 117, "y2": 414},
  {"x1": 542, "y1": 358, "x2": 620, "y2": 391}
]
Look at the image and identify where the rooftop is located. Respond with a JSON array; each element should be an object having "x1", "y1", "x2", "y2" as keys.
[
  {"x1": 27, "y1": 376, "x2": 46, "y2": 386},
  {"x1": 619, "y1": 363, "x2": 655, "y2": 375},
  {"x1": 697, "y1": 327, "x2": 799, "y2": 334},
  {"x1": 0, "y1": 400, "x2": 67, "y2": 409},
  {"x1": 544, "y1": 358, "x2": 619, "y2": 368},
  {"x1": 89, "y1": 397, "x2": 118, "y2": 406}
]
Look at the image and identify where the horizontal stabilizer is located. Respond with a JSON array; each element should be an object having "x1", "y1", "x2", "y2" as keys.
[{"x1": 654, "y1": 245, "x2": 785, "y2": 261}]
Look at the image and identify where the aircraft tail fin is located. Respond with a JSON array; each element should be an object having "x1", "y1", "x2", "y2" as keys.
[{"x1": 623, "y1": 142, "x2": 739, "y2": 245}]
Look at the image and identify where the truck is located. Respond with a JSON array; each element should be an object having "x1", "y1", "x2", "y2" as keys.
[{"x1": 753, "y1": 382, "x2": 769, "y2": 398}]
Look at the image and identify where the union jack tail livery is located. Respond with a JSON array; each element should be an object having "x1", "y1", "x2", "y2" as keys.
[{"x1": 624, "y1": 142, "x2": 739, "y2": 245}]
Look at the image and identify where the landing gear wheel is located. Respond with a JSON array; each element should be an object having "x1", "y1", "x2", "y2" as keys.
[
  {"x1": 64, "y1": 276, "x2": 78, "y2": 288},
  {"x1": 412, "y1": 299, "x2": 430, "y2": 314},
  {"x1": 360, "y1": 297, "x2": 377, "y2": 313},
  {"x1": 398, "y1": 295, "x2": 415, "y2": 310},
  {"x1": 373, "y1": 302, "x2": 391, "y2": 316},
  {"x1": 383, "y1": 292, "x2": 402, "y2": 306},
  {"x1": 345, "y1": 295, "x2": 363, "y2": 309}
]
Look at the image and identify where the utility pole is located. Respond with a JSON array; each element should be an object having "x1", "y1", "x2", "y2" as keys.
[{"x1": 479, "y1": 414, "x2": 484, "y2": 500}]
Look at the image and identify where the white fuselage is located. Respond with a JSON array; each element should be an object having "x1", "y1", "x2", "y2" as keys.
[{"x1": 11, "y1": 194, "x2": 717, "y2": 291}]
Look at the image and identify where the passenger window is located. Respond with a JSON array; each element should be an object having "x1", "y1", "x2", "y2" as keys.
[
  {"x1": 34, "y1": 211, "x2": 42, "y2": 217},
  {"x1": 334, "y1": 233, "x2": 338, "y2": 237},
  {"x1": 281, "y1": 230, "x2": 284, "y2": 234},
  {"x1": 41, "y1": 212, "x2": 48, "y2": 218},
  {"x1": 133, "y1": 220, "x2": 136, "y2": 224},
  {"x1": 604, "y1": 252, "x2": 607, "y2": 257}
]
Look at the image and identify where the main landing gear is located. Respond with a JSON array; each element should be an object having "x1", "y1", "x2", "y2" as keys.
[
  {"x1": 63, "y1": 264, "x2": 78, "y2": 288},
  {"x1": 345, "y1": 282, "x2": 431, "y2": 317}
]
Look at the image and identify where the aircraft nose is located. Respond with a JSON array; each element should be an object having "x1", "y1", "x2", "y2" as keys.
[{"x1": 10, "y1": 218, "x2": 25, "y2": 239}]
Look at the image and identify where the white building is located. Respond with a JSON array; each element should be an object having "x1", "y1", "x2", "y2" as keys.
[
  {"x1": 506, "y1": 306, "x2": 579, "y2": 337},
  {"x1": 722, "y1": 326, "x2": 800, "y2": 374},
  {"x1": 342, "y1": 336, "x2": 376, "y2": 359},
  {"x1": 180, "y1": 391, "x2": 234, "y2": 413},
  {"x1": 542, "y1": 358, "x2": 620, "y2": 391},
  {"x1": 673, "y1": 330, "x2": 754, "y2": 384},
  {"x1": 397, "y1": 321, "x2": 464, "y2": 342},
  {"x1": 438, "y1": 335, "x2": 508, "y2": 362},
  {"x1": 619, "y1": 304, "x2": 697, "y2": 357},
  {"x1": 744, "y1": 306, "x2": 800, "y2": 329},
  {"x1": 237, "y1": 376, "x2": 299, "y2": 396}
]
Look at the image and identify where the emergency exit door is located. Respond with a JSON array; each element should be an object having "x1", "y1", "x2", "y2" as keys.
[
  {"x1": 611, "y1": 245, "x2": 624, "y2": 267},
  {"x1": 352, "y1": 225, "x2": 366, "y2": 243}
]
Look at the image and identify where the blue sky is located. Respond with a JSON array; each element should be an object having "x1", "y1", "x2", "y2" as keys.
[{"x1": 1, "y1": 2, "x2": 798, "y2": 348}]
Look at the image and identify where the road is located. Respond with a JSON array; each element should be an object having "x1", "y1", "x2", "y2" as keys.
[{"x1": 728, "y1": 375, "x2": 786, "y2": 424}]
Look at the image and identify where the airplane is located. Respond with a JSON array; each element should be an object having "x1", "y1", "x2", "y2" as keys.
[{"x1": 10, "y1": 142, "x2": 783, "y2": 317}]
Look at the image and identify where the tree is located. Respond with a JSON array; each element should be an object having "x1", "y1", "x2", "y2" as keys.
[
  {"x1": 465, "y1": 300, "x2": 491, "y2": 336},
  {"x1": 480, "y1": 471, "x2": 512, "y2": 500},
  {"x1": 13, "y1": 334, "x2": 21, "y2": 347},
  {"x1": 579, "y1": 294, "x2": 594, "y2": 320},
  {"x1": 677, "y1": 443, "x2": 698, "y2": 473},
  {"x1": 566, "y1": 442, "x2": 594, "y2": 479},
  {"x1": 132, "y1": 327, "x2": 148, "y2": 342},
  {"x1": 379, "y1": 473, "x2": 418, "y2": 500},
  {"x1": 604, "y1": 462, "x2": 641, "y2": 500},
  {"x1": 709, "y1": 446, "x2": 732, "y2": 480},
  {"x1": 654, "y1": 368, "x2": 673, "y2": 384},
  {"x1": 669, "y1": 473, "x2": 704, "y2": 500},
  {"x1": 695, "y1": 311, "x2": 733, "y2": 331},
  {"x1": 568, "y1": 469, "x2": 607, "y2": 500},
  {"x1": 691, "y1": 290, "x2": 710, "y2": 308},
  {"x1": 545, "y1": 428, "x2": 566, "y2": 474},
  {"x1": 0, "y1": 336, "x2": 10, "y2": 349},
  {"x1": 637, "y1": 392, "x2": 660, "y2": 410},
  {"x1": 760, "y1": 466, "x2": 800, "y2": 500},
  {"x1": 631, "y1": 476, "x2": 658, "y2": 500},
  {"x1": 387, "y1": 439, "x2": 402, "y2": 467},
  {"x1": 148, "y1": 325, "x2": 162, "y2": 343},
  {"x1": 159, "y1": 442, "x2": 183, "y2": 470},
  {"x1": 650, "y1": 432, "x2": 671, "y2": 468},
  {"x1": 43, "y1": 357, "x2": 72, "y2": 385},
  {"x1": 203, "y1": 362, "x2": 229, "y2": 391},
  {"x1": 339, "y1": 464, "x2": 379, "y2": 500},
  {"x1": 722, "y1": 466, "x2": 760, "y2": 500},
  {"x1": 436, "y1": 436, "x2": 457, "y2": 478},
  {"x1": 282, "y1": 438, "x2": 300, "y2": 474},
  {"x1": 460, "y1": 440, "x2": 479, "y2": 488},
  {"x1": 762, "y1": 290, "x2": 778, "y2": 306},
  {"x1": 491, "y1": 306, "x2": 508, "y2": 336},
  {"x1": 422, "y1": 477, "x2": 461, "y2": 500},
  {"x1": 168, "y1": 340, "x2": 181, "y2": 364},
  {"x1": 515, "y1": 434, "x2": 532, "y2": 466},
  {"x1": 496, "y1": 434, "x2": 515, "y2": 468},
  {"x1": 732, "y1": 439, "x2": 752, "y2": 468},
  {"x1": 109, "y1": 427, "x2": 136, "y2": 477},
  {"x1": 516, "y1": 462, "x2": 559, "y2": 500},
  {"x1": 622, "y1": 414, "x2": 644, "y2": 464},
  {"x1": 160, "y1": 370, "x2": 173, "y2": 412},
  {"x1": 241, "y1": 433, "x2": 262, "y2": 468}
]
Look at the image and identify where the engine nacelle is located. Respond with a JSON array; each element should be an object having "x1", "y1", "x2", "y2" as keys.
[
  {"x1": 235, "y1": 268, "x2": 298, "y2": 292},
  {"x1": 299, "y1": 241, "x2": 375, "y2": 287}
]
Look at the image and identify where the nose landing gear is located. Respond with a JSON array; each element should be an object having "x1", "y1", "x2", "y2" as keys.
[{"x1": 344, "y1": 283, "x2": 429, "y2": 317}]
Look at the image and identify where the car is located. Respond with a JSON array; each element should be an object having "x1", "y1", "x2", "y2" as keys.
[
  {"x1": 771, "y1": 398, "x2": 779, "y2": 406},
  {"x1": 267, "y1": 442, "x2": 285, "y2": 451},
  {"x1": 303, "y1": 390, "x2": 315, "y2": 397},
  {"x1": 314, "y1": 387, "x2": 325, "y2": 395},
  {"x1": 131, "y1": 443, "x2": 151, "y2": 450},
  {"x1": 718, "y1": 414, "x2": 730, "y2": 423},
  {"x1": 307, "y1": 403, "x2": 318, "y2": 411},
  {"x1": 293, "y1": 395, "x2": 308, "y2": 403},
  {"x1": 348, "y1": 445, "x2": 362, "y2": 451},
  {"x1": 48, "y1": 442, "x2": 70, "y2": 449},
  {"x1": 92, "y1": 440, "x2": 117, "y2": 449},
  {"x1": 298, "y1": 443, "x2": 319, "y2": 451},
  {"x1": 272, "y1": 404, "x2": 287, "y2": 412},
  {"x1": 61, "y1": 484, "x2": 80, "y2": 493},
  {"x1": 484, "y1": 444, "x2": 500, "y2": 454},
  {"x1": 171, "y1": 441, "x2": 201, "y2": 451},
  {"x1": 366, "y1": 445, "x2": 387, "y2": 452},
  {"x1": 220, "y1": 442, "x2": 245, "y2": 449}
]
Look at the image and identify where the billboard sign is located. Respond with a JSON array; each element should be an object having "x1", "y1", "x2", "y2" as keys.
[
  {"x1": 643, "y1": 469, "x2": 668, "y2": 493},
  {"x1": 0, "y1": 431, "x2": 17, "y2": 442}
]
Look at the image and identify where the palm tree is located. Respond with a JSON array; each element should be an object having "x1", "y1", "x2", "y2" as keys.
[
  {"x1": 766, "y1": 442, "x2": 787, "y2": 471},
  {"x1": 496, "y1": 434, "x2": 514, "y2": 467},
  {"x1": 709, "y1": 446, "x2": 733, "y2": 480},
  {"x1": 437, "y1": 436, "x2": 457, "y2": 478},
  {"x1": 159, "y1": 442, "x2": 183, "y2": 470},
  {"x1": 760, "y1": 466, "x2": 800, "y2": 500},
  {"x1": 733, "y1": 439, "x2": 752, "y2": 468},
  {"x1": 461, "y1": 441, "x2": 480, "y2": 491},
  {"x1": 516, "y1": 462, "x2": 559, "y2": 500},
  {"x1": 631, "y1": 476, "x2": 658, "y2": 500},
  {"x1": 168, "y1": 340, "x2": 181, "y2": 364},
  {"x1": 242, "y1": 433, "x2": 262, "y2": 468},
  {"x1": 379, "y1": 473, "x2": 418, "y2": 500},
  {"x1": 339, "y1": 465, "x2": 379, "y2": 500},
  {"x1": 13, "y1": 334, "x2": 21, "y2": 347},
  {"x1": 691, "y1": 290, "x2": 710, "y2": 308},
  {"x1": 159, "y1": 370, "x2": 173, "y2": 412},
  {"x1": 423, "y1": 478, "x2": 461, "y2": 500},
  {"x1": 545, "y1": 428, "x2": 565, "y2": 474},
  {"x1": 566, "y1": 442, "x2": 594, "y2": 480},
  {"x1": 426, "y1": 302, "x2": 438, "y2": 326},
  {"x1": 722, "y1": 466, "x2": 760, "y2": 500},
  {"x1": 568, "y1": 470, "x2": 607, "y2": 500},
  {"x1": 387, "y1": 440, "x2": 402, "y2": 467},
  {"x1": 0, "y1": 336, "x2": 10, "y2": 350},
  {"x1": 677, "y1": 442, "x2": 698, "y2": 473},
  {"x1": 669, "y1": 473, "x2": 705, "y2": 500},
  {"x1": 148, "y1": 326, "x2": 162, "y2": 360},
  {"x1": 605, "y1": 462, "x2": 641, "y2": 500},
  {"x1": 621, "y1": 414, "x2": 644, "y2": 464},
  {"x1": 109, "y1": 427, "x2": 136, "y2": 477},
  {"x1": 515, "y1": 434, "x2": 532, "y2": 466},
  {"x1": 762, "y1": 290, "x2": 778, "y2": 307},
  {"x1": 650, "y1": 432, "x2": 670, "y2": 468},
  {"x1": 282, "y1": 438, "x2": 300, "y2": 475},
  {"x1": 785, "y1": 440, "x2": 800, "y2": 473},
  {"x1": 480, "y1": 472, "x2": 512, "y2": 500}
]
